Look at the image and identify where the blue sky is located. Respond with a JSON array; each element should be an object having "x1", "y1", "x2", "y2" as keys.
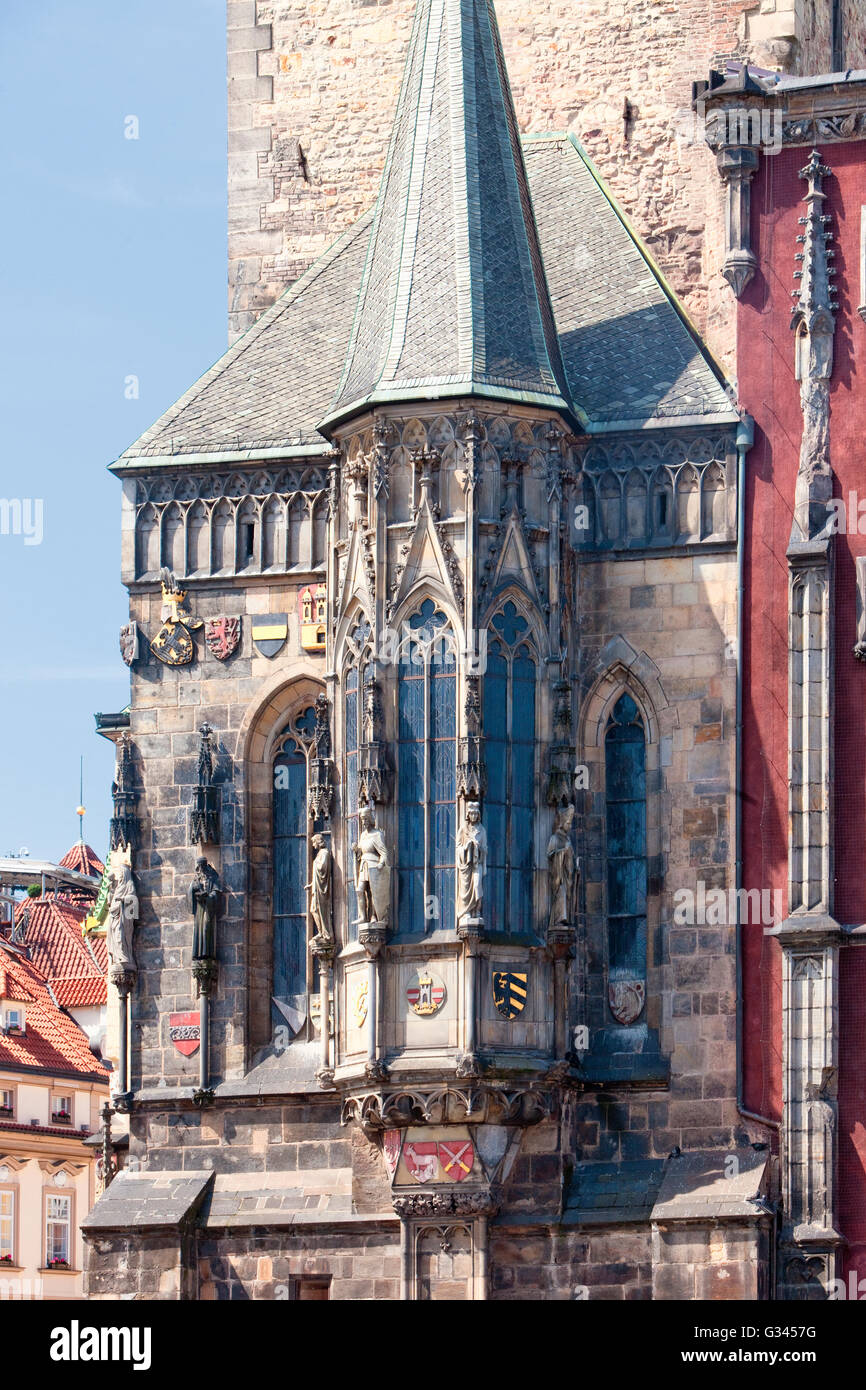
[{"x1": 0, "y1": 1, "x2": 226, "y2": 862}]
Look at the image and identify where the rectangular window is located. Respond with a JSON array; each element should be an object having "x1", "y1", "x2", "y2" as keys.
[
  {"x1": 52, "y1": 1096, "x2": 72, "y2": 1123},
  {"x1": 5, "y1": 1009, "x2": 23, "y2": 1032},
  {"x1": 46, "y1": 1193, "x2": 71, "y2": 1266},
  {"x1": 0, "y1": 1191, "x2": 14, "y2": 1262},
  {"x1": 0, "y1": 1088, "x2": 13, "y2": 1116}
]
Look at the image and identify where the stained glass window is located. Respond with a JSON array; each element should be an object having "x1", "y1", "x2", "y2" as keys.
[
  {"x1": 605, "y1": 692, "x2": 647, "y2": 982},
  {"x1": 397, "y1": 600, "x2": 456, "y2": 933},
  {"x1": 344, "y1": 617, "x2": 370, "y2": 939},
  {"x1": 483, "y1": 601, "x2": 537, "y2": 933},
  {"x1": 273, "y1": 705, "x2": 319, "y2": 1014}
]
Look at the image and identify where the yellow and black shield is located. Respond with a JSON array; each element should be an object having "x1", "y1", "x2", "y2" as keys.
[
  {"x1": 150, "y1": 620, "x2": 194, "y2": 666},
  {"x1": 492, "y1": 970, "x2": 528, "y2": 1020}
]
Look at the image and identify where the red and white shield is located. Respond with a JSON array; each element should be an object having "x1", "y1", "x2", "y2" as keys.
[
  {"x1": 169, "y1": 1011, "x2": 201, "y2": 1056},
  {"x1": 438, "y1": 1140, "x2": 475, "y2": 1182},
  {"x1": 383, "y1": 1129, "x2": 402, "y2": 1179},
  {"x1": 205, "y1": 616, "x2": 241, "y2": 661},
  {"x1": 403, "y1": 1141, "x2": 439, "y2": 1183}
]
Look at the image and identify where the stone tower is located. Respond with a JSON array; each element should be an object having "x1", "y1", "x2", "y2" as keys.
[
  {"x1": 227, "y1": 0, "x2": 866, "y2": 365},
  {"x1": 84, "y1": 0, "x2": 776, "y2": 1300}
]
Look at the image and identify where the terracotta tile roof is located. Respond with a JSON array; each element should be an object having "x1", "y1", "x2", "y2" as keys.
[
  {"x1": 0, "y1": 945, "x2": 108, "y2": 1080},
  {"x1": 17, "y1": 897, "x2": 107, "y2": 1008},
  {"x1": 51, "y1": 976, "x2": 107, "y2": 1008},
  {"x1": 58, "y1": 842, "x2": 105, "y2": 879},
  {"x1": 0, "y1": 1120, "x2": 93, "y2": 1140}
]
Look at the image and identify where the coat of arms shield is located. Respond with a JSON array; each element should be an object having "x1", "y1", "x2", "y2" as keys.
[
  {"x1": 205, "y1": 616, "x2": 241, "y2": 661},
  {"x1": 492, "y1": 970, "x2": 528, "y2": 1020},
  {"x1": 169, "y1": 1011, "x2": 201, "y2": 1056}
]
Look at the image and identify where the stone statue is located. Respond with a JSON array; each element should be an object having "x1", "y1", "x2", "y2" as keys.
[
  {"x1": 547, "y1": 803, "x2": 577, "y2": 929},
  {"x1": 190, "y1": 857, "x2": 220, "y2": 960},
  {"x1": 353, "y1": 804, "x2": 390, "y2": 925},
  {"x1": 456, "y1": 800, "x2": 487, "y2": 924},
  {"x1": 107, "y1": 863, "x2": 138, "y2": 973},
  {"x1": 307, "y1": 834, "x2": 333, "y2": 945}
]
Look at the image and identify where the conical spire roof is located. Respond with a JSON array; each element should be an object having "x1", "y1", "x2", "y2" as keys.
[{"x1": 320, "y1": 0, "x2": 573, "y2": 431}]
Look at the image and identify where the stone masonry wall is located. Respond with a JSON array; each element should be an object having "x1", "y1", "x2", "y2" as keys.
[
  {"x1": 126, "y1": 576, "x2": 325, "y2": 1088},
  {"x1": 575, "y1": 550, "x2": 739, "y2": 1118},
  {"x1": 226, "y1": 0, "x2": 847, "y2": 367}
]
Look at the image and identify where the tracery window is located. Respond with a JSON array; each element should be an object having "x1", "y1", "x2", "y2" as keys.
[
  {"x1": 605, "y1": 692, "x2": 647, "y2": 989},
  {"x1": 344, "y1": 617, "x2": 371, "y2": 938},
  {"x1": 397, "y1": 600, "x2": 457, "y2": 934},
  {"x1": 483, "y1": 600, "x2": 537, "y2": 934},
  {"x1": 273, "y1": 706, "x2": 320, "y2": 1007}
]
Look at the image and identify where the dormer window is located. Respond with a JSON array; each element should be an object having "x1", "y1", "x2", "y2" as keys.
[{"x1": 3, "y1": 1008, "x2": 24, "y2": 1034}]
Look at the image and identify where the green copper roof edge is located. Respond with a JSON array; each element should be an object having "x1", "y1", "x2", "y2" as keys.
[
  {"x1": 109, "y1": 443, "x2": 331, "y2": 474},
  {"x1": 563, "y1": 131, "x2": 736, "y2": 401},
  {"x1": 111, "y1": 213, "x2": 374, "y2": 470},
  {"x1": 320, "y1": 379, "x2": 576, "y2": 435},
  {"x1": 584, "y1": 411, "x2": 739, "y2": 434}
]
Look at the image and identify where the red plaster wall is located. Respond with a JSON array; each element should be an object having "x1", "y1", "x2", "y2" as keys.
[{"x1": 738, "y1": 139, "x2": 866, "y2": 1272}]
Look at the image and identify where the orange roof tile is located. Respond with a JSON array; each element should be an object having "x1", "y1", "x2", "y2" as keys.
[
  {"x1": 58, "y1": 842, "x2": 105, "y2": 878},
  {"x1": 0, "y1": 945, "x2": 108, "y2": 1080},
  {"x1": 51, "y1": 976, "x2": 107, "y2": 1008}
]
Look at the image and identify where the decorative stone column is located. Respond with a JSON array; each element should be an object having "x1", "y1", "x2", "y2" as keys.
[
  {"x1": 192, "y1": 957, "x2": 218, "y2": 1106},
  {"x1": 774, "y1": 149, "x2": 842, "y2": 1300},
  {"x1": 311, "y1": 938, "x2": 335, "y2": 1087},
  {"x1": 110, "y1": 967, "x2": 136, "y2": 1112},
  {"x1": 359, "y1": 924, "x2": 388, "y2": 1082}
]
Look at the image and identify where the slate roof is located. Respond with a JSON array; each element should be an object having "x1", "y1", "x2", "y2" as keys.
[
  {"x1": 82, "y1": 1170, "x2": 215, "y2": 1232},
  {"x1": 322, "y1": 0, "x2": 571, "y2": 428},
  {"x1": 115, "y1": 215, "x2": 372, "y2": 461},
  {"x1": 564, "y1": 1159, "x2": 666, "y2": 1225},
  {"x1": 524, "y1": 136, "x2": 733, "y2": 429},
  {"x1": 112, "y1": 37, "x2": 734, "y2": 466},
  {"x1": 0, "y1": 944, "x2": 108, "y2": 1080}
]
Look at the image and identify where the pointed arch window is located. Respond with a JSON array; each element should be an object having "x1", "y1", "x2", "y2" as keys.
[
  {"x1": 397, "y1": 600, "x2": 457, "y2": 934},
  {"x1": 273, "y1": 706, "x2": 320, "y2": 1012},
  {"x1": 483, "y1": 600, "x2": 537, "y2": 933},
  {"x1": 344, "y1": 617, "x2": 371, "y2": 939},
  {"x1": 605, "y1": 692, "x2": 647, "y2": 987}
]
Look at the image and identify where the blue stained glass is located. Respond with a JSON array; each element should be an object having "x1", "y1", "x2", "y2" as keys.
[
  {"x1": 492, "y1": 600, "x2": 528, "y2": 645},
  {"x1": 273, "y1": 743, "x2": 307, "y2": 999},
  {"x1": 397, "y1": 608, "x2": 456, "y2": 934},
  {"x1": 606, "y1": 693, "x2": 648, "y2": 977},
  {"x1": 346, "y1": 668, "x2": 359, "y2": 936},
  {"x1": 482, "y1": 623, "x2": 536, "y2": 933}
]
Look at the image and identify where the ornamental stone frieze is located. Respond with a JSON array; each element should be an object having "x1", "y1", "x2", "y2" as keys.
[
  {"x1": 129, "y1": 463, "x2": 330, "y2": 582},
  {"x1": 340, "y1": 1083, "x2": 558, "y2": 1137},
  {"x1": 572, "y1": 431, "x2": 737, "y2": 551}
]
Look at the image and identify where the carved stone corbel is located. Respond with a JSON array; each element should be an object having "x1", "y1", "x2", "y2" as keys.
[{"x1": 716, "y1": 145, "x2": 760, "y2": 298}]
